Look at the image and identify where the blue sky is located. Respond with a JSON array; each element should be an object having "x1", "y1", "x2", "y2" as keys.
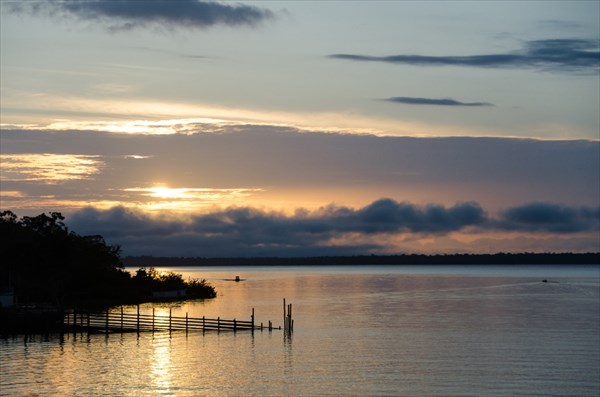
[{"x1": 1, "y1": 1, "x2": 599, "y2": 256}]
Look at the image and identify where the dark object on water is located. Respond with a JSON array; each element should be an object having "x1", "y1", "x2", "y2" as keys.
[
  {"x1": 542, "y1": 279, "x2": 548, "y2": 283},
  {"x1": 224, "y1": 276, "x2": 245, "y2": 282}
]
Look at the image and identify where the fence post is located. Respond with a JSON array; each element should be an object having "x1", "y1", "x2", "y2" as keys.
[
  {"x1": 136, "y1": 305, "x2": 140, "y2": 333},
  {"x1": 105, "y1": 308, "x2": 109, "y2": 333},
  {"x1": 251, "y1": 308, "x2": 255, "y2": 334},
  {"x1": 185, "y1": 312, "x2": 188, "y2": 335},
  {"x1": 202, "y1": 315, "x2": 205, "y2": 332},
  {"x1": 234, "y1": 318, "x2": 237, "y2": 333},
  {"x1": 120, "y1": 306, "x2": 124, "y2": 332},
  {"x1": 169, "y1": 308, "x2": 172, "y2": 332},
  {"x1": 217, "y1": 317, "x2": 220, "y2": 333},
  {"x1": 152, "y1": 308, "x2": 155, "y2": 332}
]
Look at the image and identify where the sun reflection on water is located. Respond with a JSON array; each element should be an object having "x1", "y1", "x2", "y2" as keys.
[{"x1": 151, "y1": 333, "x2": 173, "y2": 395}]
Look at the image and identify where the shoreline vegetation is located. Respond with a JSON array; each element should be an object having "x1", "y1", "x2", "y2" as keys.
[
  {"x1": 0, "y1": 211, "x2": 216, "y2": 315},
  {"x1": 123, "y1": 252, "x2": 600, "y2": 267}
]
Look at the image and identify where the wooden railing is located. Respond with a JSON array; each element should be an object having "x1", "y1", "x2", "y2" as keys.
[{"x1": 63, "y1": 303, "x2": 292, "y2": 334}]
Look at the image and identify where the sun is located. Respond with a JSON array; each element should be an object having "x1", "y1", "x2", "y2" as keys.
[{"x1": 147, "y1": 186, "x2": 188, "y2": 199}]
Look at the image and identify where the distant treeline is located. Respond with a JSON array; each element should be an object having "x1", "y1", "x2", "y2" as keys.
[{"x1": 123, "y1": 252, "x2": 600, "y2": 267}]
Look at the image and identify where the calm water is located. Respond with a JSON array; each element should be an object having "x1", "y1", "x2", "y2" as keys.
[{"x1": 1, "y1": 265, "x2": 599, "y2": 396}]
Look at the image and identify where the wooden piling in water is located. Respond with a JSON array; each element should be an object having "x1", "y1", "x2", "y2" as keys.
[{"x1": 282, "y1": 299, "x2": 293, "y2": 334}]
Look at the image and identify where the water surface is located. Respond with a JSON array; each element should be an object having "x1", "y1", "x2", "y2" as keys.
[{"x1": 1, "y1": 265, "x2": 599, "y2": 396}]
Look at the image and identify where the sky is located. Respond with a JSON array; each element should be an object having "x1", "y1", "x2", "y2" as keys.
[{"x1": 1, "y1": 0, "x2": 599, "y2": 257}]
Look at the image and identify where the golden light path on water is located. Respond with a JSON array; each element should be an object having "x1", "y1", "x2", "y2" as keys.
[{"x1": 151, "y1": 308, "x2": 174, "y2": 396}]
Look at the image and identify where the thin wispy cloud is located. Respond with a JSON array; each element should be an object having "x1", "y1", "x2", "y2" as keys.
[
  {"x1": 6, "y1": 0, "x2": 274, "y2": 31},
  {"x1": 330, "y1": 39, "x2": 600, "y2": 73},
  {"x1": 384, "y1": 97, "x2": 493, "y2": 107},
  {"x1": 132, "y1": 46, "x2": 208, "y2": 59}
]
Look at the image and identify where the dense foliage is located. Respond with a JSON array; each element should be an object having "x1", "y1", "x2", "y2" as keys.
[
  {"x1": 0, "y1": 211, "x2": 215, "y2": 308},
  {"x1": 132, "y1": 267, "x2": 216, "y2": 299}
]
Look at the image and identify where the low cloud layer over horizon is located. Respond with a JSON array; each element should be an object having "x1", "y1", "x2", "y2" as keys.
[
  {"x1": 61, "y1": 199, "x2": 600, "y2": 257},
  {"x1": 2, "y1": 123, "x2": 599, "y2": 256}
]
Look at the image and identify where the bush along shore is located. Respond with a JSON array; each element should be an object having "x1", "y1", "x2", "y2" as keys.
[{"x1": 0, "y1": 211, "x2": 216, "y2": 333}]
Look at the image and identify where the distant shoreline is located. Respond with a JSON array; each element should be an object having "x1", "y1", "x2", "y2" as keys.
[{"x1": 123, "y1": 253, "x2": 600, "y2": 267}]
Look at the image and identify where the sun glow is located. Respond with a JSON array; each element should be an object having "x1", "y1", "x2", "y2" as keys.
[
  {"x1": 119, "y1": 185, "x2": 265, "y2": 212},
  {"x1": 127, "y1": 186, "x2": 263, "y2": 200},
  {"x1": 146, "y1": 186, "x2": 190, "y2": 200}
]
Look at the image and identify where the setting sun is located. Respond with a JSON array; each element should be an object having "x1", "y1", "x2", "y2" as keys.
[{"x1": 146, "y1": 186, "x2": 189, "y2": 200}]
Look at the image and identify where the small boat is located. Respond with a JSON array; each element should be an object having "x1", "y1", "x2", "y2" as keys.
[{"x1": 224, "y1": 275, "x2": 245, "y2": 282}]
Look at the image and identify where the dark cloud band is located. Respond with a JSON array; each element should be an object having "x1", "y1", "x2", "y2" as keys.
[
  {"x1": 66, "y1": 200, "x2": 600, "y2": 257},
  {"x1": 330, "y1": 39, "x2": 600, "y2": 73},
  {"x1": 7, "y1": 0, "x2": 274, "y2": 30},
  {"x1": 385, "y1": 97, "x2": 493, "y2": 107},
  {"x1": 497, "y1": 202, "x2": 600, "y2": 233}
]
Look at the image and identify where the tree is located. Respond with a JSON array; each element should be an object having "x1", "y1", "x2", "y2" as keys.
[
  {"x1": 1, "y1": 211, "x2": 216, "y2": 307},
  {"x1": 0, "y1": 211, "x2": 129, "y2": 306}
]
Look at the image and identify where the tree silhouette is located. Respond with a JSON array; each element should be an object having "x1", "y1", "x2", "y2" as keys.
[{"x1": 1, "y1": 210, "x2": 215, "y2": 308}]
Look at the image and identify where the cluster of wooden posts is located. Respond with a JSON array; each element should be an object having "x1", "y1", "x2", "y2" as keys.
[
  {"x1": 63, "y1": 299, "x2": 293, "y2": 335},
  {"x1": 283, "y1": 298, "x2": 294, "y2": 334}
]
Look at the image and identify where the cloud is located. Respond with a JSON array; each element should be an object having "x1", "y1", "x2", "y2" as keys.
[
  {"x1": 64, "y1": 199, "x2": 600, "y2": 257},
  {"x1": 330, "y1": 39, "x2": 600, "y2": 73},
  {"x1": 7, "y1": 0, "x2": 274, "y2": 30},
  {"x1": 1, "y1": 126, "x2": 599, "y2": 219},
  {"x1": 496, "y1": 202, "x2": 600, "y2": 233},
  {"x1": 384, "y1": 97, "x2": 493, "y2": 107},
  {"x1": 330, "y1": 199, "x2": 487, "y2": 234}
]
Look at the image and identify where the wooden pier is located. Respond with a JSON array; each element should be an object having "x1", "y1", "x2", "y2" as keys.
[{"x1": 63, "y1": 300, "x2": 293, "y2": 335}]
